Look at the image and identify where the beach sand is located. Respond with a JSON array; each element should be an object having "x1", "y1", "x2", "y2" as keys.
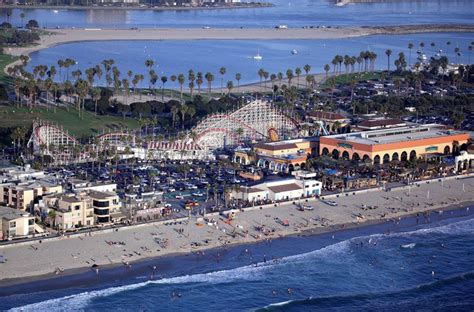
[{"x1": 0, "y1": 175, "x2": 472, "y2": 283}]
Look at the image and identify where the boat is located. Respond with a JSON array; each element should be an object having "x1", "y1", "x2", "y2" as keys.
[
  {"x1": 253, "y1": 50, "x2": 263, "y2": 60},
  {"x1": 291, "y1": 49, "x2": 298, "y2": 55}
]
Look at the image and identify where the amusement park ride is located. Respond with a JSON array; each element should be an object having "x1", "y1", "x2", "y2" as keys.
[{"x1": 28, "y1": 100, "x2": 301, "y2": 164}]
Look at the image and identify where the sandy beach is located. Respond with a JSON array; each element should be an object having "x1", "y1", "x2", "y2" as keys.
[
  {"x1": 0, "y1": 175, "x2": 472, "y2": 284},
  {"x1": 5, "y1": 24, "x2": 474, "y2": 58}
]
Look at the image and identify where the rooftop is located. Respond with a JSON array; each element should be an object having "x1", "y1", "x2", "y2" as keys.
[
  {"x1": 255, "y1": 143, "x2": 299, "y2": 151},
  {"x1": 267, "y1": 183, "x2": 301, "y2": 193},
  {"x1": 0, "y1": 206, "x2": 32, "y2": 221},
  {"x1": 255, "y1": 137, "x2": 318, "y2": 151},
  {"x1": 88, "y1": 190, "x2": 117, "y2": 200},
  {"x1": 59, "y1": 195, "x2": 84, "y2": 203},
  {"x1": 324, "y1": 124, "x2": 467, "y2": 146},
  {"x1": 358, "y1": 118, "x2": 406, "y2": 129},
  {"x1": 307, "y1": 111, "x2": 346, "y2": 121},
  {"x1": 247, "y1": 187, "x2": 265, "y2": 193}
]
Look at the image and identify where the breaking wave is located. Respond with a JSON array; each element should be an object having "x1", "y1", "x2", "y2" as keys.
[{"x1": 10, "y1": 217, "x2": 474, "y2": 312}]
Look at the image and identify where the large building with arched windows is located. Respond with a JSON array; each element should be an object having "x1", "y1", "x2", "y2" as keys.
[{"x1": 319, "y1": 124, "x2": 470, "y2": 164}]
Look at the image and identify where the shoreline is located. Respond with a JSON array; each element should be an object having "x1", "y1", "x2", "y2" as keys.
[
  {"x1": 0, "y1": 176, "x2": 473, "y2": 290},
  {"x1": 1, "y1": 200, "x2": 472, "y2": 296},
  {"x1": 0, "y1": 3, "x2": 273, "y2": 11},
  {"x1": 4, "y1": 24, "x2": 474, "y2": 59}
]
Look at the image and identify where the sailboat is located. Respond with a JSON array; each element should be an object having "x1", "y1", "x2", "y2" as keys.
[{"x1": 253, "y1": 49, "x2": 263, "y2": 60}]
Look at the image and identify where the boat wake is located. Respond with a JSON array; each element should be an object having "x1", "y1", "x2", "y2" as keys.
[{"x1": 10, "y1": 217, "x2": 474, "y2": 312}]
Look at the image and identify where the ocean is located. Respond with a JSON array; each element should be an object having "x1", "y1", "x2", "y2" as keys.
[
  {"x1": 3, "y1": 0, "x2": 474, "y2": 29},
  {"x1": 2, "y1": 207, "x2": 474, "y2": 311},
  {"x1": 25, "y1": 32, "x2": 474, "y2": 88}
]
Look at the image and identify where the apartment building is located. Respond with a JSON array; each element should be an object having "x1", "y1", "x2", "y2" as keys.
[
  {"x1": 46, "y1": 194, "x2": 95, "y2": 230},
  {"x1": 89, "y1": 191, "x2": 121, "y2": 224},
  {"x1": 0, "y1": 206, "x2": 35, "y2": 240},
  {"x1": 0, "y1": 181, "x2": 63, "y2": 211}
]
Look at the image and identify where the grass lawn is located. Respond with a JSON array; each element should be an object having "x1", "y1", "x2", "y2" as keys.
[
  {"x1": 321, "y1": 72, "x2": 382, "y2": 88},
  {"x1": 0, "y1": 54, "x2": 19, "y2": 84},
  {"x1": 0, "y1": 106, "x2": 140, "y2": 138}
]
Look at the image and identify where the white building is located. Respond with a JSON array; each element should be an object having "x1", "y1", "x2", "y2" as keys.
[
  {"x1": 69, "y1": 179, "x2": 117, "y2": 193},
  {"x1": 231, "y1": 173, "x2": 322, "y2": 202},
  {"x1": 0, "y1": 165, "x2": 45, "y2": 183}
]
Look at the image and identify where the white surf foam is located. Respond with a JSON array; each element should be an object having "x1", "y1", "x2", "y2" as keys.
[{"x1": 10, "y1": 217, "x2": 474, "y2": 311}]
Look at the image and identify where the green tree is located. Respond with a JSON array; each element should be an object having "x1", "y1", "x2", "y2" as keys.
[
  {"x1": 385, "y1": 49, "x2": 392, "y2": 71},
  {"x1": 235, "y1": 73, "x2": 241, "y2": 92},
  {"x1": 177, "y1": 74, "x2": 185, "y2": 102},
  {"x1": 205, "y1": 72, "x2": 214, "y2": 95},
  {"x1": 226, "y1": 80, "x2": 233, "y2": 95},
  {"x1": 295, "y1": 67, "x2": 301, "y2": 87},
  {"x1": 161, "y1": 75, "x2": 168, "y2": 101},
  {"x1": 219, "y1": 67, "x2": 226, "y2": 95}
]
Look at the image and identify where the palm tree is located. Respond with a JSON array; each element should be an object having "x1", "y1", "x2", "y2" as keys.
[
  {"x1": 179, "y1": 105, "x2": 188, "y2": 130},
  {"x1": 161, "y1": 75, "x2": 168, "y2": 101},
  {"x1": 385, "y1": 49, "x2": 392, "y2": 71},
  {"x1": 177, "y1": 74, "x2": 185, "y2": 102},
  {"x1": 303, "y1": 64, "x2": 311, "y2": 86},
  {"x1": 187, "y1": 106, "x2": 196, "y2": 125},
  {"x1": 270, "y1": 73, "x2": 277, "y2": 97},
  {"x1": 188, "y1": 81, "x2": 195, "y2": 99},
  {"x1": 258, "y1": 68, "x2": 265, "y2": 91},
  {"x1": 295, "y1": 67, "x2": 301, "y2": 87},
  {"x1": 263, "y1": 71, "x2": 269, "y2": 90},
  {"x1": 305, "y1": 75, "x2": 314, "y2": 91},
  {"x1": 94, "y1": 65, "x2": 103, "y2": 84},
  {"x1": 150, "y1": 73, "x2": 158, "y2": 96},
  {"x1": 331, "y1": 57, "x2": 338, "y2": 75},
  {"x1": 132, "y1": 74, "x2": 139, "y2": 95},
  {"x1": 408, "y1": 43, "x2": 413, "y2": 67},
  {"x1": 26, "y1": 78, "x2": 36, "y2": 108},
  {"x1": 205, "y1": 72, "x2": 214, "y2": 95},
  {"x1": 48, "y1": 210, "x2": 56, "y2": 228},
  {"x1": 277, "y1": 72, "x2": 283, "y2": 87},
  {"x1": 286, "y1": 69, "x2": 293, "y2": 86},
  {"x1": 196, "y1": 72, "x2": 203, "y2": 95},
  {"x1": 92, "y1": 88, "x2": 101, "y2": 115},
  {"x1": 75, "y1": 79, "x2": 89, "y2": 118},
  {"x1": 226, "y1": 80, "x2": 233, "y2": 95},
  {"x1": 324, "y1": 64, "x2": 330, "y2": 77},
  {"x1": 419, "y1": 42, "x2": 425, "y2": 52},
  {"x1": 57, "y1": 59, "x2": 64, "y2": 82},
  {"x1": 85, "y1": 67, "x2": 95, "y2": 87},
  {"x1": 122, "y1": 79, "x2": 130, "y2": 105},
  {"x1": 235, "y1": 73, "x2": 241, "y2": 92},
  {"x1": 219, "y1": 67, "x2": 226, "y2": 95},
  {"x1": 145, "y1": 59, "x2": 154, "y2": 71},
  {"x1": 171, "y1": 105, "x2": 179, "y2": 129},
  {"x1": 44, "y1": 77, "x2": 53, "y2": 111}
]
